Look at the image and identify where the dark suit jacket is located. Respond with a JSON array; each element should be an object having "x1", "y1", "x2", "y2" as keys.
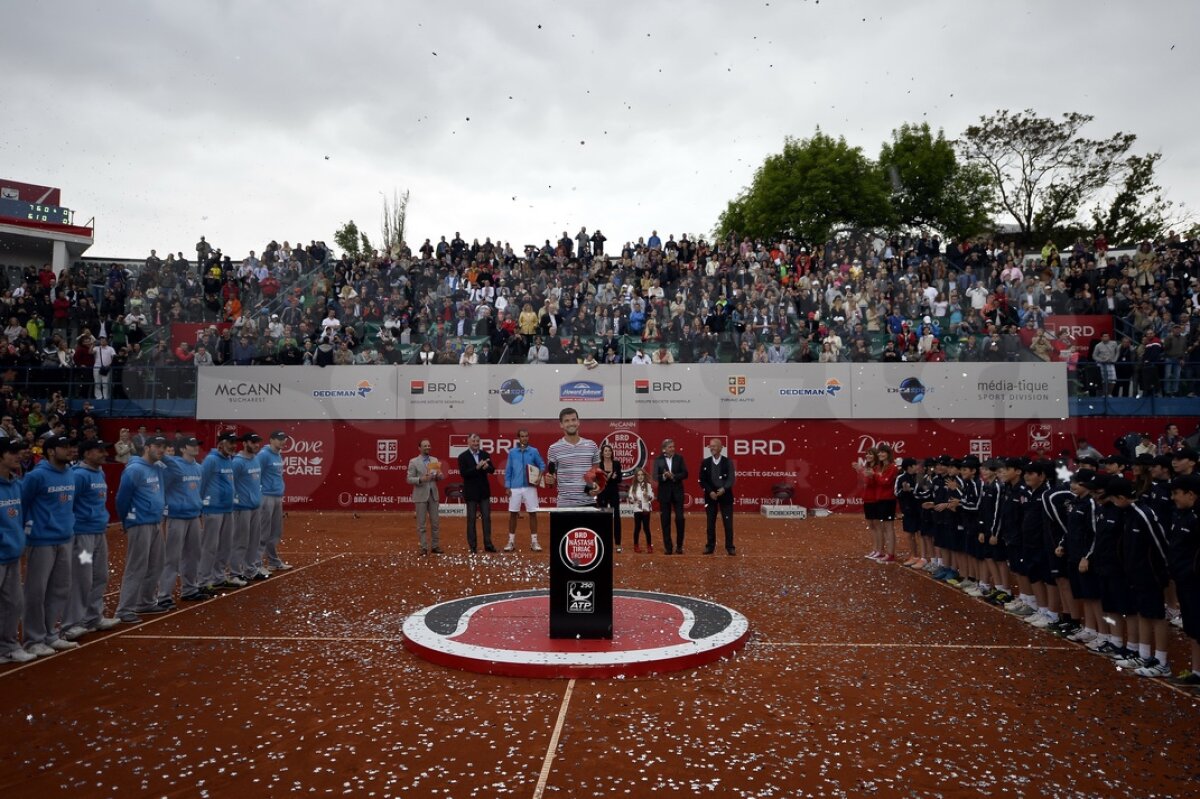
[
  {"x1": 654, "y1": 453, "x2": 688, "y2": 502},
  {"x1": 457, "y1": 448, "x2": 494, "y2": 501},
  {"x1": 699, "y1": 456, "x2": 735, "y2": 505}
]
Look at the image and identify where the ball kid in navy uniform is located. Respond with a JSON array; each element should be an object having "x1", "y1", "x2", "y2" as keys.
[
  {"x1": 1112, "y1": 479, "x2": 1172, "y2": 677},
  {"x1": 1165, "y1": 474, "x2": 1200, "y2": 687},
  {"x1": 976, "y1": 459, "x2": 1013, "y2": 606},
  {"x1": 1082, "y1": 477, "x2": 1136, "y2": 659}
]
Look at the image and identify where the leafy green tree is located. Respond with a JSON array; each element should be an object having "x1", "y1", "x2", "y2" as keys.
[
  {"x1": 1091, "y1": 152, "x2": 1177, "y2": 244},
  {"x1": 878, "y1": 122, "x2": 995, "y2": 238},
  {"x1": 334, "y1": 220, "x2": 362, "y2": 257},
  {"x1": 957, "y1": 109, "x2": 1136, "y2": 244},
  {"x1": 716, "y1": 130, "x2": 891, "y2": 243}
]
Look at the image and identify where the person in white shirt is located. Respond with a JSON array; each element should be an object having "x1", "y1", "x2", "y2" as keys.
[
  {"x1": 651, "y1": 344, "x2": 674, "y2": 365},
  {"x1": 320, "y1": 310, "x2": 342, "y2": 341},
  {"x1": 93, "y1": 336, "x2": 117, "y2": 399},
  {"x1": 526, "y1": 337, "x2": 550, "y2": 365},
  {"x1": 630, "y1": 348, "x2": 652, "y2": 365}
]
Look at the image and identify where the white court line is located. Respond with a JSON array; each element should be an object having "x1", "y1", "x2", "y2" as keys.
[
  {"x1": 123, "y1": 634, "x2": 403, "y2": 643},
  {"x1": 0, "y1": 554, "x2": 346, "y2": 679},
  {"x1": 532, "y1": 678, "x2": 575, "y2": 799},
  {"x1": 754, "y1": 641, "x2": 1073, "y2": 651}
]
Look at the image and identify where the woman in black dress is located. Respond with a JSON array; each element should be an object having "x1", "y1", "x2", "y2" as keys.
[{"x1": 595, "y1": 443, "x2": 625, "y2": 553}]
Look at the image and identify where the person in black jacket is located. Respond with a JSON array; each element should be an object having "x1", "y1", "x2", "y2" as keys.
[
  {"x1": 457, "y1": 433, "x2": 496, "y2": 553},
  {"x1": 593, "y1": 443, "x2": 624, "y2": 553},
  {"x1": 699, "y1": 438, "x2": 736, "y2": 555},
  {"x1": 653, "y1": 439, "x2": 688, "y2": 555},
  {"x1": 1167, "y1": 474, "x2": 1200, "y2": 687}
]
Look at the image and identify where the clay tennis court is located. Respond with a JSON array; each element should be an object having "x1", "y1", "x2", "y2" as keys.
[{"x1": 1, "y1": 511, "x2": 1197, "y2": 798}]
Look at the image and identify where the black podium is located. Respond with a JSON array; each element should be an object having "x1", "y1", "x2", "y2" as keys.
[{"x1": 548, "y1": 507, "x2": 614, "y2": 639}]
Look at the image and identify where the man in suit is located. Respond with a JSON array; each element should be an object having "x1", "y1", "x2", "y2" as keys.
[
  {"x1": 700, "y1": 438, "x2": 736, "y2": 555},
  {"x1": 653, "y1": 439, "x2": 688, "y2": 554},
  {"x1": 407, "y1": 439, "x2": 444, "y2": 555},
  {"x1": 457, "y1": 433, "x2": 496, "y2": 553}
]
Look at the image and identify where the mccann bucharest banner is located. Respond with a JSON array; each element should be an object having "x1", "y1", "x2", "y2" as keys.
[{"x1": 197, "y1": 363, "x2": 1066, "y2": 420}]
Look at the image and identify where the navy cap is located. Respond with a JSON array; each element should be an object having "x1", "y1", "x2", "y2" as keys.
[
  {"x1": 183, "y1": 437, "x2": 201, "y2": 447},
  {"x1": 44, "y1": 435, "x2": 74, "y2": 450},
  {"x1": 1103, "y1": 477, "x2": 1136, "y2": 498},
  {"x1": 217, "y1": 432, "x2": 238, "y2": 443},
  {"x1": 1172, "y1": 448, "x2": 1199, "y2": 462},
  {"x1": 982, "y1": 458, "x2": 1004, "y2": 470},
  {"x1": 269, "y1": 430, "x2": 289, "y2": 440},
  {"x1": 1134, "y1": 453, "x2": 1156, "y2": 467},
  {"x1": 78, "y1": 440, "x2": 107, "y2": 453},
  {"x1": 1152, "y1": 454, "x2": 1174, "y2": 469},
  {"x1": 146, "y1": 435, "x2": 169, "y2": 446},
  {"x1": 961, "y1": 455, "x2": 981, "y2": 469},
  {"x1": 0, "y1": 438, "x2": 27, "y2": 455},
  {"x1": 241, "y1": 433, "x2": 264, "y2": 444},
  {"x1": 1076, "y1": 456, "x2": 1100, "y2": 468},
  {"x1": 1171, "y1": 474, "x2": 1200, "y2": 494},
  {"x1": 899, "y1": 458, "x2": 918, "y2": 469},
  {"x1": 937, "y1": 455, "x2": 953, "y2": 466},
  {"x1": 1003, "y1": 457, "x2": 1025, "y2": 470}
]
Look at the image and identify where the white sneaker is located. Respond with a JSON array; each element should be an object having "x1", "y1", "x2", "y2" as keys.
[
  {"x1": 1026, "y1": 614, "x2": 1053, "y2": 628},
  {"x1": 5, "y1": 648, "x2": 36, "y2": 663},
  {"x1": 95, "y1": 617, "x2": 120, "y2": 630},
  {"x1": 502, "y1": 543, "x2": 515, "y2": 552},
  {"x1": 1067, "y1": 629, "x2": 1097, "y2": 643},
  {"x1": 958, "y1": 580, "x2": 978, "y2": 592},
  {"x1": 226, "y1": 577, "x2": 248, "y2": 587},
  {"x1": 49, "y1": 639, "x2": 79, "y2": 651},
  {"x1": 62, "y1": 625, "x2": 91, "y2": 641},
  {"x1": 272, "y1": 562, "x2": 294, "y2": 571},
  {"x1": 1135, "y1": 662, "x2": 1171, "y2": 678},
  {"x1": 964, "y1": 586, "x2": 985, "y2": 597},
  {"x1": 25, "y1": 643, "x2": 55, "y2": 657},
  {"x1": 530, "y1": 541, "x2": 543, "y2": 552},
  {"x1": 1170, "y1": 615, "x2": 1184, "y2": 629}
]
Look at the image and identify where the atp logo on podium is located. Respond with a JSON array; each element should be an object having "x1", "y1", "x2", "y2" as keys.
[{"x1": 567, "y1": 581, "x2": 595, "y2": 613}]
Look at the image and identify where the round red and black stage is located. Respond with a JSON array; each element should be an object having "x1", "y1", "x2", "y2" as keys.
[{"x1": 402, "y1": 589, "x2": 751, "y2": 679}]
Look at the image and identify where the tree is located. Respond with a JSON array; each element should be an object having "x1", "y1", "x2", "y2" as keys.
[
  {"x1": 334, "y1": 220, "x2": 362, "y2": 258},
  {"x1": 878, "y1": 122, "x2": 995, "y2": 239},
  {"x1": 1091, "y1": 152, "x2": 1181, "y2": 245},
  {"x1": 380, "y1": 189, "x2": 410, "y2": 257},
  {"x1": 716, "y1": 130, "x2": 891, "y2": 243},
  {"x1": 957, "y1": 109, "x2": 1136, "y2": 244}
]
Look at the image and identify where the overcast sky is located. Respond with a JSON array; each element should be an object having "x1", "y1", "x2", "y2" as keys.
[{"x1": 5, "y1": 0, "x2": 1198, "y2": 259}]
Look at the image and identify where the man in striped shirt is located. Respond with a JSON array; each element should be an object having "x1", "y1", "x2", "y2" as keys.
[{"x1": 546, "y1": 408, "x2": 601, "y2": 508}]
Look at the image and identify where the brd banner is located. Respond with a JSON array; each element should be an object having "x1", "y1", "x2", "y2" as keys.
[
  {"x1": 197, "y1": 362, "x2": 1067, "y2": 420},
  {"x1": 101, "y1": 415, "x2": 1186, "y2": 514}
]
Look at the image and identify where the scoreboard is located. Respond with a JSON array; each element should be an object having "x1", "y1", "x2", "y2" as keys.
[{"x1": 0, "y1": 197, "x2": 72, "y2": 225}]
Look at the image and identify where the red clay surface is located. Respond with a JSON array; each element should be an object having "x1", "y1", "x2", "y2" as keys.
[{"x1": 1, "y1": 511, "x2": 1198, "y2": 798}]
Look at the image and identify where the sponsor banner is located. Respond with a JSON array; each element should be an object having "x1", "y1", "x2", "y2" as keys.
[
  {"x1": 623, "y1": 364, "x2": 851, "y2": 419},
  {"x1": 199, "y1": 363, "x2": 1065, "y2": 420},
  {"x1": 849, "y1": 363, "x2": 1067, "y2": 419},
  {"x1": 197, "y1": 366, "x2": 398, "y2": 420},
  {"x1": 1041, "y1": 315, "x2": 1114, "y2": 344},
  {"x1": 97, "y1": 416, "x2": 1197, "y2": 514}
]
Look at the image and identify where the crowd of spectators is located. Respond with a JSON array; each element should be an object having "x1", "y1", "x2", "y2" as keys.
[{"x1": 2, "y1": 226, "x2": 1200, "y2": 398}]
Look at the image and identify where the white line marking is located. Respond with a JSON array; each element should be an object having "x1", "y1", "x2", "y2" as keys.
[
  {"x1": 0, "y1": 555, "x2": 345, "y2": 679},
  {"x1": 532, "y1": 678, "x2": 575, "y2": 799},
  {"x1": 122, "y1": 634, "x2": 402, "y2": 643},
  {"x1": 753, "y1": 641, "x2": 1073, "y2": 651}
]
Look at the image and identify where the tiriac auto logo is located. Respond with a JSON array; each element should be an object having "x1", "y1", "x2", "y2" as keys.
[{"x1": 560, "y1": 527, "x2": 604, "y2": 573}]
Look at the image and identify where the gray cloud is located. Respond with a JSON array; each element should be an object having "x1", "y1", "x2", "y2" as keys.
[{"x1": 5, "y1": 0, "x2": 1198, "y2": 258}]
